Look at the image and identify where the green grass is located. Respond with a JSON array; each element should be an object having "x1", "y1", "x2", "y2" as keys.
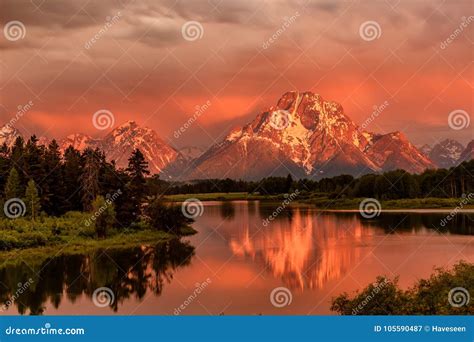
[
  {"x1": 163, "y1": 192, "x2": 281, "y2": 201},
  {"x1": 165, "y1": 192, "x2": 473, "y2": 210},
  {"x1": 300, "y1": 196, "x2": 474, "y2": 210},
  {"x1": 0, "y1": 211, "x2": 196, "y2": 254}
]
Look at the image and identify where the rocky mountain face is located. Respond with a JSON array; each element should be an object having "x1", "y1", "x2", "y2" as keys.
[
  {"x1": 419, "y1": 144, "x2": 432, "y2": 156},
  {"x1": 0, "y1": 125, "x2": 21, "y2": 148},
  {"x1": 98, "y1": 121, "x2": 181, "y2": 174},
  {"x1": 1, "y1": 93, "x2": 471, "y2": 180},
  {"x1": 427, "y1": 139, "x2": 465, "y2": 168},
  {"x1": 178, "y1": 146, "x2": 205, "y2": 161},
  {"x1": 186, "y1": 91, "x2": 435, "y2": 180},
  {"x1": 458, "y1": 140, "x2": 474, "y2": 164},
  {"x1": 0, "y1": 121, "x2": 182, "y2": 174}
]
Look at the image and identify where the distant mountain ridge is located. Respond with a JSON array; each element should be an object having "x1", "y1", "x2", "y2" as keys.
[
  {"x1": 1, "y1": 92, "x2": 472, "y2": 179},
  {"x1": 185, "y1": 91, "x2": 437, "y2": 180},
  {"x1": 0, "y1": 121, "x2": 183, "y2": 175}
]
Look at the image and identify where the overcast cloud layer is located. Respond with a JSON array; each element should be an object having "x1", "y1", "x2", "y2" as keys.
[{"x1": 0, "y1": 0, "x2": 472, "y2": 149}]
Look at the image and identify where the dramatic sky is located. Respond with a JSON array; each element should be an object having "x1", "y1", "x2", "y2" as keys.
[{"x1": 1, "y1": 0, "x2": 472, "y2": 150}]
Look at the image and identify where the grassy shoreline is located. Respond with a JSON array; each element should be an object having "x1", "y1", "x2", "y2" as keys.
[
  {"x1": 163, "y1": 192, "x2": 474, "y2": 210},
  {"x1": 0, "y1": 210, "x2": 197, "y2": 265}
]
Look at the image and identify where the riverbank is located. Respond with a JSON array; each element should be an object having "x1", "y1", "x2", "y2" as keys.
[
  {"x1": 163, "y1": 192, "x2": 474, "y2": 210},
  {"x1": 0, "y1": 211, "x2": 196, "y2": 262}
]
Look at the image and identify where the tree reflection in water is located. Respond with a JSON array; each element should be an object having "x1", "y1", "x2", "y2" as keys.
[{"x1": 0, "y1": 239, "x2": 195, "y2": 315}]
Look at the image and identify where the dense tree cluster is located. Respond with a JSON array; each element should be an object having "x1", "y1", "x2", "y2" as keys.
[
  {"x1": 297, "y1": 162, "x2": 474, "y2": 200},
  {"x1": 0, "y1": 136, "x2": 188, "y2": 235},
  {"x1": 159, "y1": 160, "x2": 474, "y2": 199}
]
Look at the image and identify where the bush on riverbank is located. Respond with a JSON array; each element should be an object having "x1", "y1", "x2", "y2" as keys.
[{"x1": 331, "y1": 261, "x2": 474, "y2": 315}]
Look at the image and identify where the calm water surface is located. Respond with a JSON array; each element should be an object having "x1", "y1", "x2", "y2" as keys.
[{"x1": 1, "y1": 201, "x2": 473, "y2": 315}]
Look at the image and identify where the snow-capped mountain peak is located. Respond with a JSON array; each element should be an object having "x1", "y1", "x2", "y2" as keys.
[
  {"x1": 187, "y1": 91, "x2": 435, "y2": 180},
  {"x1": 428, "y1": 139, "x2": 465, "y2": 168},
  {"x1": 0, "y1": 124, "x2": 21, "y2": 147}
]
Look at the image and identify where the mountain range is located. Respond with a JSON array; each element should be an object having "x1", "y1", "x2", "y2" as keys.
[{"x1": 1, "y1": 91, "x2": 472, "y2": 180}]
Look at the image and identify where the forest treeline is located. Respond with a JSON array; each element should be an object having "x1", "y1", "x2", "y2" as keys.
[
  {"x1": 0, "y1": 136, "x2": 190, "y2": 235},
  {"x1": 160, "y1": 160, "x2": 474, "y2": 199},
  {"x1": 1, "y1": 135, "x2": 473, "y2": 217}
]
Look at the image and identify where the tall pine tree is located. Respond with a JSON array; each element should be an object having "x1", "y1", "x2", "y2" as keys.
[
  {"x1": 24, "y1": 179, "x2": 41, "y2": 220},
  {"x1": 80, "y1": 148, "x2": 100, "y2": 211},
  {"x1": 123, "y1": 149, "x2": 149, "y2": 225},
  {"x1": 4, "y1": 168, "x2": 21, "y2": 199}
]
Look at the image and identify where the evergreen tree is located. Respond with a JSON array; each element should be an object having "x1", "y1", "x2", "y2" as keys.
[
  {"x1": 91, "y1": 195, "x2": 115, "y2": 238},
  {"x1": 24, "y1": 136, "x2": 45, "y2": 184},
  {"x1": 4, "y1": 168, "x2": 21, "y2": 199},
  {"x1": 80, "y1": 149, "x2": 100, "y2": 211},
  {"x1": 124, "y1": 149, "x2": 150, "y2": 224},
  {"x1": 63, "y1": 146, "x2": 84, "y2": 211},
  {"x1": 24, "y1": 179, "x2": 41, "y2": 220},
  {"x1": 0, "y1": 143, "x2": 11, "y2": 193},
  {"x1": 285, "y1": 174, "x2": 293, "y2": 193},
  {"x1": 42, "y1": 140, "x2": 66, "y2": 215}
]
